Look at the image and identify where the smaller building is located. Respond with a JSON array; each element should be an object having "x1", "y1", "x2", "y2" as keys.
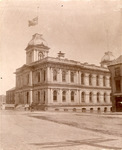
[
  {"x1": 6, "y1": 87, "x2": 16, "y2": 104},
  {"x1": 108, "y1": 55, "x2": 122, "y2": 112}
]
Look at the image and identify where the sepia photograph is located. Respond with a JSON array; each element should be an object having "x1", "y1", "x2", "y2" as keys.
[{"x1": 0, "y1": 0, "x2": 122, "y2": 149}]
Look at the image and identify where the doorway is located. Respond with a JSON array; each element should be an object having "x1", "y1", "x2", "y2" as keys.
[{"x1": 116, "y1": 96, "x2": 122, "y2": 112}]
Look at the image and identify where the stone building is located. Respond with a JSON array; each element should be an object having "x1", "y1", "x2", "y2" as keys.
[
  {"x1": 108, "y1": 55, "x2": 122, "y2": 112},
  {"x1": 14, "y1": 33, "x2": 113, "y2": 112},
  {"x1": 6, "y1": 87, "x2": 16, "y2": 104}
]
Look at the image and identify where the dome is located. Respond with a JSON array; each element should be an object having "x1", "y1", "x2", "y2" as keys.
[
  {"x1": 28, "y1": 33, "x2": 48, "y2": 47},
  {"x1": 101, "y1": 51, "x2": 115, "y2": 63}
]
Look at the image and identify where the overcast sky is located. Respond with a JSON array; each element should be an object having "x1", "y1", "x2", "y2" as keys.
[{"x1": 0, "y1": 0, "x2": 122, "y2": 95}]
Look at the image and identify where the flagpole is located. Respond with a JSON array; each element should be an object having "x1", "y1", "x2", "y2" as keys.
[{"x1": 37, "y1": 6, "x2": 40, "y2": 33}]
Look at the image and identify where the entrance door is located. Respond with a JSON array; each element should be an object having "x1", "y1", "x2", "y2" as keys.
[
  {"x1": 116, "y1": 96, "x2": 122, "y2": 112},
  {"x1": 27, "y1": 92, "x2": 29, "y2": 104}
]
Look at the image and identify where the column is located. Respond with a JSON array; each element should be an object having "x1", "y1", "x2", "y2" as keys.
[
  {"x1": 106, "y1": 93, "x2": 111, "y2": 104},
  {"x1": 50, "y1": 68, "x2": 53, "y2": 82},
  {"x1": 105, "y1": 76, "x2": 110, "y2": 87},
  {"x1": 67, "y1": 70, "x2": 70, "y2": 83},
  {"x1": 93, "y1": 91, "x2": 97, "y2": 104},
  {"x1": 99, "y1": 75, "x2": 103, "y2": 87},
  {"x1": 79, "y1": 90, "x2": 81, "y2": 104},
  {"x1": 99, "y1": 92, "x2": 103, "y2": 104},
  {"x1": 84, "y1": 73, "x2": 89, "y2": 86},
  {"x1": 76, "y1": 71, "x2": 79, "y2": 84},
  {"x1": 85, "y1": 91, "x2": 89, "y2": 104},
  {"x1": 59, "y1": 69, "x2": 62, "y2": 83},
  {"x1": 59, "y1": 89, "x2": 62, "y2": 104},
  {"x1": 79, "y1": 71, "x2": 81, "y2": 85},
  {"x1": 47, "y1": 88, "x2": 51, "y2": 104},
  {"x1": 76, "y1": 90, "x2": 79, "y2": 104},
  {"x1": 67, "y1": 90, "x2": 70, "y2": 104},
  {"x1": 29, "y1": 71, "x2": 33, "y2": 86},
  {"x1": 47, "y1": 67, "x2": 50, "y2": 82},
  {"x1": 92, "y1": 74, "x2": 97, "y2": 86}
]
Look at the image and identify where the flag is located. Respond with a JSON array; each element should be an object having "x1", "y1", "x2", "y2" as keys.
[{"x1": 28, "y1": 17, "x2": 38, "y2": 27}]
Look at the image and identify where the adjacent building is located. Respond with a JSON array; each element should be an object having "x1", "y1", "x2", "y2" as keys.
[
  {"x1": 13, "y1": 33, "x2": 113, "y2": 112},
  {"x1": 108, "y1": 55, "x2": 122, "y2": 112},
  {"x1": 6, "y1": 87, "x2": 16, "y2": 104}
]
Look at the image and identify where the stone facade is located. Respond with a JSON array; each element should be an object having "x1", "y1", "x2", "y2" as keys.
[{"x1": 13, "y1": 33, "x2": 112, "y2": 112}]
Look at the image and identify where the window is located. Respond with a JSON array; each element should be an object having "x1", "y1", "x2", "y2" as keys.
[
  {"x1": 38, "y1": 91, "x2": 40, "y2": 103},
  {"x1": 104, "y1": 93, "x2": 107, "y2": 103},
  {"x1": 53, "y1": 70, "x2": 57, "y2": 81},
  {"x1": 37, "y1": 72, "x2": 40, "y2": 82},
  {"x1": 71, "y1": 91, "x2": 75, "y2": 102},
  {"x1": 89, "y1": 92, "x2": 92, "y2": 102},
  {"x1": 115, "y1": 67, "x2": 120, "y2": 77},
  {"x1": 71, "y1": 72, "x2": 74, "y2": 82},
  {"x1": 53, "y1": 91, "x2": 57, "y2": 101},
  {"x1": 103, "y1": 76, "x2": 106, "y2": 86},
  {"x1": 96, "y1": 75, "x2": 99, "y2": 86},
  {"x1": 81, "y1": 92, "x2": 85, "y2": 102},
  {"x1": 27, "y1": 74, "x2": 29, "y2": 84},
  {"x1": 62, "y1": 71, "x2": 66, "y2": 82},
  {"x1": 89, "y1": 74, "x2": 92, "y2": 85},
  {"x1": 81, "y1": 73, "x2": 84, "y2": 84},
  {"x1": 97, "y1": 92, "x2": 100, "y2": 103},
  {"x1": 43, "y1": 70, "x2": 46, "y2": 81},
  {"x1": 43, "y1": 91, "x2": 45, "y2": 104},
  {"x1": 115, "y1": 80, "x2": 121, "y2": 92},
  {"x1": 62, "y1": 91, "x2": 66, "y2": 102}
]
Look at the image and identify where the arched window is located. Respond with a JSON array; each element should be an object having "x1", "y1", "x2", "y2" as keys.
[
  {"x1": 110, "y1": 77, "x2": 112, "y2": 87},
  {"x1": 62, "y1": 91, "x2": 66, "y2": 102},
  {"x1": 71, "y1": 72, "x2": 74, "y2": 82},
  {"x1": 104, "y1": 93, "x2": 107, "y2": 103},
  {"x1": 81, "y1": 92, "x2": 85, "y2": 102},
  {"x1": 96, "y1": 75, "x2": 99, "y2": 86},
  {"x1": 71, "y1": 91, "x2": 75, "y2": 102},
  {"x1": 62, "y1": 71, "x2": 66, "y2": 82},
  {"x1": 89, "y1": 92, "x2": 92, "y2": 102},
  {"x1": 81, "y1": 73, "x2": 84, "y2": 84},
  {"x1": 37, "y1": 72, "x2": 40, "y2": 82},
  {"x1": 89, "y1": 74, "x2": 92, "y2": 85},
  {"x1": 103, "y1": 76, "x2": 106, "y2": 86},
  {"x1": 53, "y1": 70, "x2": 57, "y2": 81},
  {"x1": 97, "y1": 92, "x2": 100, "y2": 103},
  {"x1": 53, "y1": 90, "x2": 57, "y2": 101},
  {"x1": 43, "y1": 70, "x2": 46, "y2": 81}
]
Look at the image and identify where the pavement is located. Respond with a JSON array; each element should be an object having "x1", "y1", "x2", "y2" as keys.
[{"x1": 0, "y1": 110, "x2": 122, "y2": 150}]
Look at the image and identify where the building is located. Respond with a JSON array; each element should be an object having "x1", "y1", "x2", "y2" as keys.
[
  {"x1": 6, "y1": 87, "x2": 16, "y2": 104},
  {"x1": 13, "y1": 33, "x2": 113, "y2": 112},
  {"x1": 0, "y1": 95, "x2": 6, "y2": 109},
  {"x1": 108, "y1": 55, "x2": 122, "y2": 112}
]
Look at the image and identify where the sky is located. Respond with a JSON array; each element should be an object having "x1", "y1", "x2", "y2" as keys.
[{"x1": 0, "y1": 0, "x2": 122, "y2": 95}]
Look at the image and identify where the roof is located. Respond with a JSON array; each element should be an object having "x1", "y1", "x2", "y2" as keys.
[
  {"x1": 101, "y1": 51, "x2": 115, "y2": 63},
  {"x1": 25, "y1": 33, "x2": 49, "y2": 50},
  {"x1": 108, "y1": 55, "x2": 122, "y2": 66},
  {"x1": 7, "y1": 87, "x2": 16, "y2": 92}
]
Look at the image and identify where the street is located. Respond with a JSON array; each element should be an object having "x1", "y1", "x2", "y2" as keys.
[{"x1": 0, "y1": 110, "x2": 122, "y2": 150}]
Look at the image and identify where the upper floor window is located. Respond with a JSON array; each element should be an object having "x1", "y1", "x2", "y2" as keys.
[
  {"x1": 81, "y1": 92, "x2": 85, "y2": 102},
  {"x1": 27, "y1": 74, "x2": 29, "y2": 84},
  {"x1": 62, "y1": 71, "x2": 66, "y2": 82},
  {"x1": 38, "y1": 91, "x2": 40, "y2": 103},
  {"x1": 53, "y1": 90, "x2": 57, "y2": 101},
  {"x1": 53, "y1": 70, "x2": 57, "y2": 81},
  {"x1": 89, "y1": 92, "x2": 92, "y2": 102},
  {"x1": 81, "y1": 73, "x2": 84, "y2": 84},
  {"x1": 115, "y1": 80, "x2": 121, "y2": 92},
  {"x1": 103, "y1": 76, "x2": 106, "y2": 86},
  {"x1": 70, "y1": 72, "x2": 74, "y2": 83},
  {"x1": 37, "y1": 72, "x2": 40, "y2": 82},
  {"x1": 71, "y1": 91, "x2": 75, "y2": 102},
  {"x1": 96, "y1": 75, "x2": 99, "y2": 86},
  {"x1": 115, "y1": 67, "x2": 120, "y2": 77},
  {"x1": 62, "y1": 91, "x2": 66, "y2": 102},
  {"x1": 104, "y1": 93, "x2": 107, "y2": 103},
  {"x1": 89, "y1": 74, "x2": 92, "y2": 85},
  {"x1": 43, "y1": 70, "x2": 46, "y2": 81}
]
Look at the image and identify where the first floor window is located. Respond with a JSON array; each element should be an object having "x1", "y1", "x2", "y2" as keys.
[
  {"x1": 53, "y1": 90, "x2": 57, "y2": 101},
  {"x1": 71, "y1": 91, "x2": 74, "y2": 102},
  {"x1": 81, "y1": 92, "x2": 85, "y2": 102},
  {"x1": 62, "y1": 91, "x2": 66, "y2": 102}
]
